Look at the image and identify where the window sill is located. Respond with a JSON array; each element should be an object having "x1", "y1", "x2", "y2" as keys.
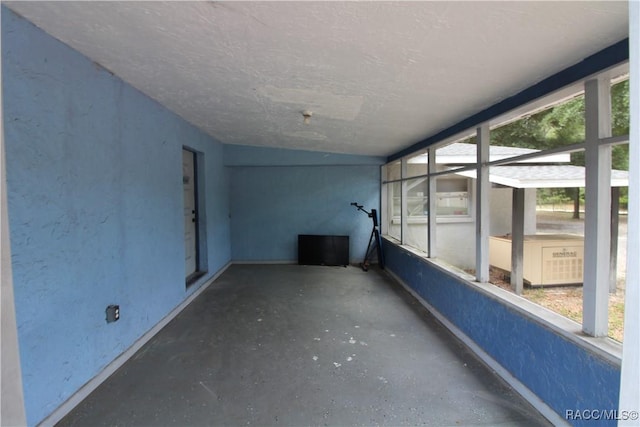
[
  {"x1": 436, "y1": 216, "x2": 473, "y2": 224},
  {"x1": 389, "y1": 216, "x2": 473, "y2": 225}
]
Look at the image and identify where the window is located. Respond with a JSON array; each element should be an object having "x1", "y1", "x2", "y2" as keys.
[
  {"x1": 407, "y1": 178, "x2": 429, "y2": 217},
  {"x1": 405, "y1": 178, "x2": 429, "y2": 252},
  {"x1": 384, "y1": 180, "x2": 401, "y2": 241},
  {"x1": 436, "y1": 177, "x2": 470, "y2": 217},
  {"x1": 381, "y1": 71, "x2": 630, "y2": 342}
]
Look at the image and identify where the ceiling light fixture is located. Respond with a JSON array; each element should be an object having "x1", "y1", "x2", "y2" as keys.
[{"x1": 302, "y1": 110, "x2": 313, "y2": 125}]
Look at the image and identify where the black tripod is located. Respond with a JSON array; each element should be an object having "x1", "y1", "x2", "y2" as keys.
[{"x1": 351, "y1": 202, "x2": 384, "y2": 271}]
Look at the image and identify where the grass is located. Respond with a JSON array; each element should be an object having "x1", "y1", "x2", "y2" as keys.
[
  {"x1": 608, "y1": 301, "x2": 625, "y2": 342},
  {"x1": 488, "y1": 269, "x2": 625, "y2": 342},
  {"x1": 524, "y1": 286, "x2": 624, "y2": 342}
]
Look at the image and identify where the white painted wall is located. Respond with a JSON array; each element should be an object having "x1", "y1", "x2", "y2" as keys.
[
  {"x1": 436, "y1": 221, "x2": 476, "y2": 270},
  {"x1": 490, "y1": 187, "x2": 537, "y2": 236},
  {"x1": 388, "y1": 186, "x2": 537, "y2": 271}
]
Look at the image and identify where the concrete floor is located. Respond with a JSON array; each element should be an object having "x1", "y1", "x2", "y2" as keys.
[{"x1": 59, "y1": 264, "x2": 551, "y2": 426}]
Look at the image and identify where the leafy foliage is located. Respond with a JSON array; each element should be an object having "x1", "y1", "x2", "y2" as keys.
[{"x1": 465, "y1": 79, "x2": 629, "y2": 209}]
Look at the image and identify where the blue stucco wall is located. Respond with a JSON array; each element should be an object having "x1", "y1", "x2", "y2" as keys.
[
  {"x1": 226, "y1": 145, "x2": 383, "y2": 263},
  {"x1": 2, "y1": 8, "x2": 230, "y2": 425},
  {"x1": 383, "y1": 240, "x2": 621, "y2": 426}
]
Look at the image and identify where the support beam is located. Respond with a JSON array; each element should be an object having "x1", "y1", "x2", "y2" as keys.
[
  {"x1": 475, "y1": 124, "x2": 490, "y2": 283},
  {"x1": 380, "y1": 166, "x2": 388, "y2": 237},
  {"x1": 583, "y1": 77, "x2": 612, "y2": 337},
  {"x1": 428, "y1": 147, "x2": 437, "y2": 258},
  {"x1": 511, "y1": 188, "x2": 525, "y2": 295},
  {"x1": 609, "y1": 186, "x2": 620, "y2": 294},
  {"x1": 400, "y1": 159, "x2": 408, "y2": 245},
  {"x1": 619, "y1": 1, "x2": 640, "y2": 422}
]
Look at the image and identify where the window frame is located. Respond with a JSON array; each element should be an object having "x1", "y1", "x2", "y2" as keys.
[{"x1": 381, "y1": 70, "x2": 630, "y2": 342}]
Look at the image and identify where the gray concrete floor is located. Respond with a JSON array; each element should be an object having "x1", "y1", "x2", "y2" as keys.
[{"x1": 59, "y1": 264, "x2": 551, "y2": 426}]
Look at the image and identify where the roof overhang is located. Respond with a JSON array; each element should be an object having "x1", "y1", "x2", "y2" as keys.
[{"x1": 456, "y1": 165, "x2": 629, "y2": 188}]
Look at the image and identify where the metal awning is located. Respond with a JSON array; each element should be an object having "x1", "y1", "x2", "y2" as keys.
[
  {"x1": 456, "y1": 165, "x2": 629, "y2": 188},
  {"x1": 434, "y1": 143, "x2": 571, "y2": 164},
  {"x1": 408, "y1": 142, "x2": 571, "y2": 165}
]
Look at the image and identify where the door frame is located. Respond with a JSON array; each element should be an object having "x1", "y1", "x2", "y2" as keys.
[{"x1": 183, "y1": 147, "x2": 207, "y2": 286}]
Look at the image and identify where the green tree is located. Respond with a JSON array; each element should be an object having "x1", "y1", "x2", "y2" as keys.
[
  {"x1": 466, "y1": 79, "x2": 630, "y2": 215},
  {"x1": 612, "y1": 80, "x2": 630, "y2": 138}
]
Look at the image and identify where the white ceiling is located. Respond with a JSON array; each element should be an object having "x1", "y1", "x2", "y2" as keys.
[{"x1": 5, "y1": 1, "x2": 629, "y2": 157}]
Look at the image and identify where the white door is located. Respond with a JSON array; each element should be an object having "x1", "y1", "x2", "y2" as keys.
[{"x1": 183, "y1": 149, "x2": 197, "y2": 278}]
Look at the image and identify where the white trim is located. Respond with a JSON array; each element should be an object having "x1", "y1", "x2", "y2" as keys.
[
  {"x1": 436, "y1": 216, "x2": 473, "y2": 224},
  {"x1": 619, "y1": 0, "x2": 640, "y2": 422},
  {"x1": 391, "y1": 215, "x2": 474, "y2": 225},
  {"x1": 37, "y1": 261, "x2": 232, "y2": 427},
  {"x1": 428, "y1": 146, "x2": 437, "y2": 257},
  {"x1": 380, "y1": 164, "x2": 388, "y2": 236},
  {"x1": 384, "y1": 268, "x2": 569, "y2": 427},
  {"x1": 401, "y1": 159, "x2": 408, "y2": 244},
  {"x1": 476, "y1": 124, "x2": 490, "y2": 283},
  {"x1": 583, "y1": 77, "x2": 612, "y2": 337}
]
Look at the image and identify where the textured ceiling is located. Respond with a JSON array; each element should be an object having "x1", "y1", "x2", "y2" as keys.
[{"x1": 5, "y1": 1, "x2": 629, "y2": 157}]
